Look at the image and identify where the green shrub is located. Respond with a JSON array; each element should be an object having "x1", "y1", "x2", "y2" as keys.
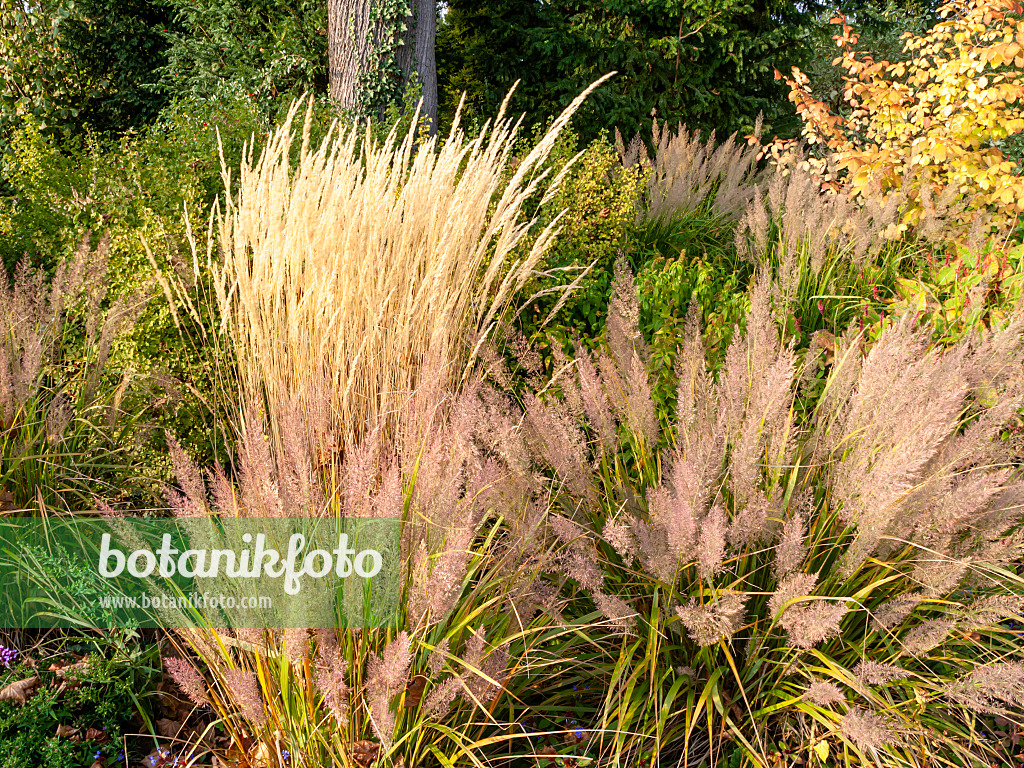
[
  {"x1": 0, "y1": 0, "x2": 174, "y2": 158},
  {"x1": 636, "y1": 250, "x2": 750, "y2": 411},
  {"x1": 0, "y1": 92, "x2": 275, "y2": 272},
  {"x1": 0, "y1": 95, "x2": 280, "y2": 474},
  {"x1": 159, "y1": 0, "x2": 327, "y2": 106},
  {"x1": 519, "y1": 131, "x2": 645, "y2": 358},
  {"x1": 879, "y1": 238, "x2": 1024, "y2": 346}
]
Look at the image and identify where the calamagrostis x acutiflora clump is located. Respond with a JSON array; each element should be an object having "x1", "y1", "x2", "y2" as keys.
[
  {"x1": 733, "y1": 163, "x2": 903, "y2": 285},
  {"x1": 616, "y1": 117, "x2": 762, "y2": 224},
  {"x1": 211, "y1": 75, "x2": 612, "y2": 456}
]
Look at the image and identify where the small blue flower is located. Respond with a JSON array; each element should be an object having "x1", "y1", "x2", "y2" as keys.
[{"x1": 94, "y1": 752, "x2": 103, "y2": 760}]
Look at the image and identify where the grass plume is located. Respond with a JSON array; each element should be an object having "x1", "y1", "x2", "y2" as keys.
[{"x1": 212, "y1": 76, "x2": 614, "y2": 454}]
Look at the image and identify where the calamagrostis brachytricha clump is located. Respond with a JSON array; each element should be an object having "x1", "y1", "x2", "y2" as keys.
[{"x1": 493, "y1": 257, "x2": 1024, "y2": 766}]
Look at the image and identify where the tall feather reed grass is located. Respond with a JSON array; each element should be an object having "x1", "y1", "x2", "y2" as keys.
[
  {"x1": 616, "y1": 118, "x2": 762, "y2": 226},
  {"x1": 211, "y1": 75, "x2": 613, "y2": 455},
  {"x1": 155, "y1": 78, "x2": 621, "y2": 768}
]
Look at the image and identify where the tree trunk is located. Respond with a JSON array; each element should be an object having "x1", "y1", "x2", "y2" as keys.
[
  {"x1": 327, "y1": 0, "x2": 375, "y2": 113},
  {"x1": 395, "y1": 0, "x2": 437, "y2": 135},
  {"x1": 327, "y1": 0, "x2": 436, "y2": 134}
]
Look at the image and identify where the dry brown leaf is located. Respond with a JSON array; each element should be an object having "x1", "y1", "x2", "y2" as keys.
[
  {"x1": 85, "y1": 727, "x2": 110, "y2": 743},
  {"x1": 0, "y1": 676, "x2": 39, "y2": 705},
  {"x1": 219, "y1": 733, "x2": 251, "y2": 768},
  {"x1": 811, "y1": 329, "x2": 837, "y2": 354},
  {"x1": 50, "y1": 658, "x2": 90, "y2": 693},
  {"x1": 250, "y1": 741, "x2": 273, "y2": 768},
  {"x1": 404, "y1": 675, "x2": 427, "y2": 709},
  {"x1": 54, "y1": 658, "x2": 91, "y2": 680},
  {"x1": 351, "y1": 740, "x2": 381, "y2": 767},
  {"x1": 0, "y1": 489, "x2": 18, "y2": 512},
  {"x1": 155, "y1": 679, "x2": 182, "y2": 710},
  {"x1": 156, "y1": 718, "x2": 183, "y2": 738},
  {"x1": 55, "y1": 723, "x2": 80, "y2": 740}
]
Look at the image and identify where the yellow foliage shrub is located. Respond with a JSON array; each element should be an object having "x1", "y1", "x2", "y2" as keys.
[{"x1": 759, "y1": 0, "x2": 1024, "y2": 236}]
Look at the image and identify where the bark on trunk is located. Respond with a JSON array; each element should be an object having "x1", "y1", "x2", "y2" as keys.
[
  {"x1": 327, "y1": 0, "x2": 375, "y2": 113},
  {"x1": 395, "y1": 0, "x2": 438, "y2": 135},
  {"x1": 328, "y1": 0, "x2": 437, "y2": 135}
]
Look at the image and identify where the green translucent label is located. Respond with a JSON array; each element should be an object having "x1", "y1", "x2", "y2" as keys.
[{"x1": 0, "y1": 516, "x2": 400, "y2": 630}]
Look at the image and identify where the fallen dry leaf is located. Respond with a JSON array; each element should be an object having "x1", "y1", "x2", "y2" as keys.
[
  {"x1": 85, "y1": 726, "x2": 110, "y2": 743},
  {"x1": 404, "y1": 675, "x2": 427, "y2": 709},
  {"x1": 250, "y1": 741, "x2": 273, "y2": 768},
  {"x1": 156, "y1": 718, "x2": 183, "y2": 738},
  {"x1": 0, "y1": 489, "x2": 17, "y2": 512},
  {"x1": 55, "y1": 723, "x2": 80, "y2": 740},
  {"x1": 53, "y1": 658, "x2": 91, "y2": 680},
  {"x1": 0, "y1": 676, "x2": 39, "y2": 705},
  {"x1": 351, "y1": 739, "x2": 381, "y2": 767},
  {"x1": 811, "y1": 329, "x2": 837, "y2": 354},
  {"x1": 217, "y1": 733, "x2": 251, "y2": 768},
  {"x1": 49, "y1": 658, "x2": 91, "y2": 693}
]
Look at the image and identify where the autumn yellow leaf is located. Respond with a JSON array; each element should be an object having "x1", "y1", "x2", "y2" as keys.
[{"x1": 758, "y1": 0, "x2": 1024, "y2": 234}]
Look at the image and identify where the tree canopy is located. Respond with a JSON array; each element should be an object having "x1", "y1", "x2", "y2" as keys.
[{"x1": 436, "y1": 0, "x2": 831, "y2": 142}]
